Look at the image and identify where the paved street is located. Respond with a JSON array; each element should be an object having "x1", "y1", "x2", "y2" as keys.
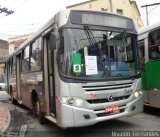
[
  {"x1": 0, "y1": 107, "x2": 8, "y2": 128},
  {"x1": 1, "y1": 99, "x2": 160, "y2": 137}
]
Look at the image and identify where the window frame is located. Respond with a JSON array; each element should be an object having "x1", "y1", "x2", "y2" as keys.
[
  {"x1": 12, "y1": 56, "x2": 16, "y2": 75},
  {"x1": 116, "y1": 9, "x2": 123, "y2": 15}
]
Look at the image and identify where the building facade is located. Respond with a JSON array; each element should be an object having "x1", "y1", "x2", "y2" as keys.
[
  {"x1": 9, "y1": 33, "x2": 33, "y2": 55},
  {"x1": 0, "y1": 39, "x2": 8, "y2": 76},
  {"x1": 67, "y1": 0, "x2": 143, "y2": 30}
]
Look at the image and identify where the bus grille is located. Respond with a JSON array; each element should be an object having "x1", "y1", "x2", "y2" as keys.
[
  {"x1": 87, "y1": 95, "x2": 130, "y2": 104},
  {"x1": 82, "y1": 82, "x2": 133, "y2": 92}
]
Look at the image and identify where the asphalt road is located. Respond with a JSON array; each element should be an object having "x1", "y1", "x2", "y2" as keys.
[{"x1": 2, "y1": 99, "x2": 160, "y2": 137}]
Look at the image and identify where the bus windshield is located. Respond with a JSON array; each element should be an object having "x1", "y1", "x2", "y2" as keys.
[{"x1": 59, "y1": 27, "x2": 137, "y2": 80}]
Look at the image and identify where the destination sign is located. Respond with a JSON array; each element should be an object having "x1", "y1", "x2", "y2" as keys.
[{"x1": 70, "y1": 11, "x2": 134, "y2": 30}]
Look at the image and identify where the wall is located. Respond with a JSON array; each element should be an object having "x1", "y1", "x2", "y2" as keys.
[
  {"x1": 9, "y1": 33, "x2": 33, "y2": 55},
  {"x1": 0, "y1": 39, "x2": 8, "y2": 75}
]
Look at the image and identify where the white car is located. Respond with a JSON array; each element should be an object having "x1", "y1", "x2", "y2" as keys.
[
  {"x1": 0, "y1": 82, "x2": 6, "y2": 91},
  {"x1": 0, "y1": 91, "x2": 11, "y2": 100}
]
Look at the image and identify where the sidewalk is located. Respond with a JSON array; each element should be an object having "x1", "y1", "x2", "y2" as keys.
[{"x1": 0, "y1": 102, "x2": 11, "y2": 135}]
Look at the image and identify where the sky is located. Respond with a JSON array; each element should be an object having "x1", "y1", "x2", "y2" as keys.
[{"x1": 0, "y1": 0, "x2": 160, "y2": 40}]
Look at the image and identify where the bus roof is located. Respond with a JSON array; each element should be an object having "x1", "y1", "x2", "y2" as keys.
[
  {"x1": 6, "y1": 9, "x2": 135, "y2": 62},
  {"x1": 138, "y1": 21, "x2": 160, "y2": 35}
]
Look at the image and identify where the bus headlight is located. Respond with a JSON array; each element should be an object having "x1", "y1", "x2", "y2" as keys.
[
  {"x1": 61, "y1": 97, "x2": 83, "y2": 107},
  {"x1": 134, "y1": 91, "x2": 142, "y2": 98}
]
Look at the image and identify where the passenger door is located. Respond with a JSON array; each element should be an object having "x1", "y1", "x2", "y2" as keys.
[
  {"x1": 43, "y1": 32, "x2": 56, "y2": 117},
  {"x1": 16, "y1": 53, "x2": 21, "y2": 101}
]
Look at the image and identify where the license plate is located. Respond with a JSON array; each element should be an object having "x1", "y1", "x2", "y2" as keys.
[{"x1": 104, "y1": 105, "x2": 119, "y2": 113}]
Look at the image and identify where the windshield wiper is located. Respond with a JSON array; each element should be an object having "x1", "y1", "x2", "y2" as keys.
[{"x1": 83, "y1": 26, "x2": 97, "y2": 49}]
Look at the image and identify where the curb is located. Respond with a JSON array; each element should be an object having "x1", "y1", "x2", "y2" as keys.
[{"x1": 0, "y1": 105, "x2": 11, "y2": 135}]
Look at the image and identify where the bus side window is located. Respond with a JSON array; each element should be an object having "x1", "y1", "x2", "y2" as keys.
[
  {"x1": 30, "y1": 39, "x2": 42, "y2": 71},
  {"x1": 149, "y1": 31, "x2": 160, "y2": 60},
  {"x1": 138, "y1": 40, "x2": 145, "y2": 72},
  {"x1": 12, "y1": 56, "x2": 16, "y2": 75},
  {"x1": 9, "y1": 58, "x2": 12, "y2": 74},
  {"x1": 157, "y1": 29, "x2": 160, "y2": 44},
  {"x1": 21, "y1": 46, "x2": 30, "y2": 72},
  {"x1": 149, "y1": 32, "x2": 156, "y2": 46},
  {"x1": 150, "y1": 47, "x2": 160, "y2": 59}
]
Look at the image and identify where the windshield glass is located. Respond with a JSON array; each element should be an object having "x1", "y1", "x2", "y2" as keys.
[{"x1": 59, "y1": 27, "x2": 138, "y2": 80}]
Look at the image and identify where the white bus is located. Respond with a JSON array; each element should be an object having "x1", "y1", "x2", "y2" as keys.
[{"x1": 5, "y1": 9, "x2": 143, "y2": 128}]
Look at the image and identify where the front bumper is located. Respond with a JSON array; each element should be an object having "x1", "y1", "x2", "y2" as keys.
[{"x1": 58, "y1": 95, "x2": 143, "y2": 128}]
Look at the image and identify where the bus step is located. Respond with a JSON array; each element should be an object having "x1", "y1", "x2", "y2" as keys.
[{"x1": 45, "y1": 116, "x2": 57, "y2": 124}]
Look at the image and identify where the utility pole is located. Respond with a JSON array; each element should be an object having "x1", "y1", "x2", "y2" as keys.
[
  {"x1": 0, "y1": 5, "x2": 14, "y2": 16},
  {"x1": 109, "y1": 0, "x2": 113, "y2": 12},
  {"x1": 141, "y1": 3, "x2": 160, "y2": 26},
  {"x1": 89, "y1": 0, "x2": 91, "y2": 9}
]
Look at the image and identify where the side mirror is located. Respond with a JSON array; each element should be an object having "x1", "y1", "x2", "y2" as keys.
[{"x1": 50, "y1": 32, "x2": 57, "y2": 50}]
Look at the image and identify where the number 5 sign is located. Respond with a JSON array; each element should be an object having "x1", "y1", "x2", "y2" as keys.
[{"x1": 73, "y1": 64, "x2": 81, "y2": 73}]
